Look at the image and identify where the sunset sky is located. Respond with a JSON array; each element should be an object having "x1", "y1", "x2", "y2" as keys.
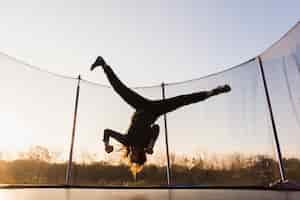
[
  {"x1": 0, "y1": 0, "x2": 299, "y2": 85},
  {"x1": 0, "y1": 1, "x2": 299, "y2": 163}
]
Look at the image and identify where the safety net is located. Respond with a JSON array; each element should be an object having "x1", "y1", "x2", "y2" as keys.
[
  {"x1": 165, "y1": 59, "x2": 280, "y2": 186},
  {"x1": 0, "y1": 22, "x2": 299, "y2": 187},
  {"x1": 261, "y1": 22, "x2": 300, "y2": 183},
  {"x1": 0, "y1": 53, "x2": 77, "y2": 184}
]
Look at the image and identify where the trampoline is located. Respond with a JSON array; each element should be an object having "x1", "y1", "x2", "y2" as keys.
[{"x1": 0, "y1": 20, "x2": 300, "y2": 199}]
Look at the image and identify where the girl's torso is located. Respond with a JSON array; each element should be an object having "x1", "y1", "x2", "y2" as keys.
[{"x1": 126, "y1": 110, "x2": 158, "y2": 147}]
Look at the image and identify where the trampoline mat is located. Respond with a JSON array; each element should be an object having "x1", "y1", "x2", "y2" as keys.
[{"x1": 0, "y1": 189, "x2": 299, "y2": 200}]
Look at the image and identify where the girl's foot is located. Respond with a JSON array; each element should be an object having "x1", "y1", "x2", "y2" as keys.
[
  {"x1": 91, "y1": 56, "x2": 107, "y2": 71},
  {"x1": 213, "y1": 84, "x2": 231, "y2": 94}
]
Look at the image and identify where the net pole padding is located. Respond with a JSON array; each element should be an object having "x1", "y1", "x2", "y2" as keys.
[
  {"x1": 66, "y1": 75, "x2": 81, "y2": 185},
  {"x1": 257, "y1": 57, "x2": 287, "y2": 182},
  {"x1": 161, "y1": 82, "x2": 172, "y2": 185}
]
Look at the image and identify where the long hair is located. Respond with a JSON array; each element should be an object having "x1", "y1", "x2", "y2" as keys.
[{"x1": 121, "y1": 145, "x2": 147, "y2": 176}]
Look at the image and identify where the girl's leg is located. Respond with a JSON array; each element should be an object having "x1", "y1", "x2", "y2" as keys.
[
  {"x1": 152, "y1": 85, "x2": 231, "y2": 116},
  {"x1": 102, "y1": 65, "x2": 151, "y2": 110},
  {"x1": 145, "y1": 124, "x2": 160, "y2": 154}
]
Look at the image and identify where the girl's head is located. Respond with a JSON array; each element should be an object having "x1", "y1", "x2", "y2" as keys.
[
  {"x1": 129, "y1": 146, "x2": 147, "y2": 165},
  {"x1": 123, "y1": 146, "x2": 147, "y2": 174}
]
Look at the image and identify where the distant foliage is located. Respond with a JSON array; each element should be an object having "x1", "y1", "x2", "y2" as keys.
[{"x1": 0, "y1": 146, "x2": 300, "y2": 186}]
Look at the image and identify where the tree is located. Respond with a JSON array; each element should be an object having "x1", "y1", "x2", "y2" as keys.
[{"x1": 20, "y1": 145, "x2": 52, "y2": 162}]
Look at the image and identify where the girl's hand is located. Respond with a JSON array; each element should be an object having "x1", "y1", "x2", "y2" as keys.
[
  {"x1": 145, "y1": 147, "x2": 153, "y2": 155},
  {"x1": 105, "y1": 144, "x2": 114, "y2": 153}
]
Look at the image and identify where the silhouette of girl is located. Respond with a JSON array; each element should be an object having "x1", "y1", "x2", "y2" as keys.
[{"x1": 90, "y1": 56, "x2": 231, "y2": 169}]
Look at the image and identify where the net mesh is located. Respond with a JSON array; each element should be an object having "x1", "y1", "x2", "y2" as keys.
[
  {"x1": 261, "y1": 22, "x2": 300, "y2": 182},
  {"x1": 165, "y1": 59, "x2": 279, "y2": 186},
  {"x1": 0, "y1": 53, "x2": 76, "y2": 184}
]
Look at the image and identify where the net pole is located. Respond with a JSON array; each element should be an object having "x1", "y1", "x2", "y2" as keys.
[
  {"x1": 257, "y1": 57, "x2": 287, "y2": 182},
  {"x1": 66, "y1": 75, "x2": 81, "y2": 185},
  {"x1": 161, "y1": 82, "x2": 171, "y2": 185}
]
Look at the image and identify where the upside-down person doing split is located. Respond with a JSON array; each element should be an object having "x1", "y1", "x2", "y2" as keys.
[{"x1": 90, "y1": 56, "x2": 231, "y2": 174}]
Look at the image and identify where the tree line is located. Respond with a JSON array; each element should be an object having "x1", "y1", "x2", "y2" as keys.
[{"x1": 0, "y1": 145, "x2": 299, "y2": 186}]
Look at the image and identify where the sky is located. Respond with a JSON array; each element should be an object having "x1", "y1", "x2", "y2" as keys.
[
  {"x1": 0, "y1": 0, "x2": 299, "y2": 86},
  {"x1": 0, "y1": 0, "x2": 299, "y2": 165}
]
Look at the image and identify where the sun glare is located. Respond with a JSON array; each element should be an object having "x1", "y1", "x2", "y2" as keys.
[{"x1": 0, "y1": 112, "x2": 31, "y2": 152}]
